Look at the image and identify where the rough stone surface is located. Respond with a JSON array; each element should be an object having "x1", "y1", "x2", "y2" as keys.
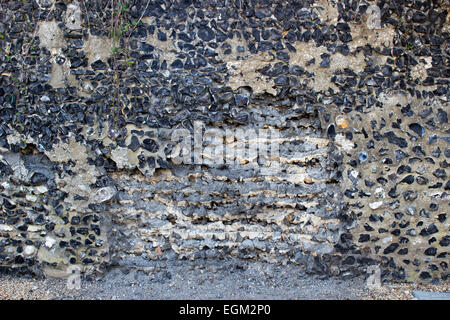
[{"x1": 0, "y1": 0, "x2": 448, "y2": 284}]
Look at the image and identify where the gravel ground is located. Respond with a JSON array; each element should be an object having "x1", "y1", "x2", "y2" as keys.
[{"x1": 0, "y1": 260, "x2": 448, "y2": 300}]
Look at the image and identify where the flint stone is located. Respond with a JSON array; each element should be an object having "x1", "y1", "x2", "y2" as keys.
[{"x1": 93, "y1": 186, "x2": 117, "y2": 203}]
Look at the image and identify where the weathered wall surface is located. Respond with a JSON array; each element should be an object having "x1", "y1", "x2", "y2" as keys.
[{"x1": 0, "y1": 0, "x2": 448, "y2": 282}]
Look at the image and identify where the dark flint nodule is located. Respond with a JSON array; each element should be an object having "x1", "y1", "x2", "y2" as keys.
[
  {"x1": 91, "y1": 60, "x2": 107, "y2": 70},
  {"x1": 30, "y1": 173, "x2": 48, "y2": 186},
  {"x1": 197, "y1": 26, "x2": 215, "y2": 42},
  {"x1": 128, "y1": 136, "x2": 140, "y2": 152},
  {"x1": 408, "y1": 123, "x2": 425, "y2": 137},
  {"x1": 142, "y1": 138, "x2": 159, "y2": 153}
]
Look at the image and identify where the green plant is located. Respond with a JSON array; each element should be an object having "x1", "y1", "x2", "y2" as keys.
[{"x1": 108, "y1": 0, "x2": 151, "y2": 124}]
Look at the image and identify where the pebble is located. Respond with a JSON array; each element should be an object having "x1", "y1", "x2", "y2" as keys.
[{"x1": 369, "y1": 201, "x2": 383, "y2": 210}]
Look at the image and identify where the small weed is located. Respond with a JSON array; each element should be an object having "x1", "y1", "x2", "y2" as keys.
[
  {"x1": 107, "y1": 0, "x2": 152, "y2": 127},
  {"x1": 119, "y1": 2, "x2": 127, "y2": 13}
]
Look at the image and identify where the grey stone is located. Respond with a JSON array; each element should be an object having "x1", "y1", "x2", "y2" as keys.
[{"x1": 92, "y1": 187, "x2": 117, "y2": 203}]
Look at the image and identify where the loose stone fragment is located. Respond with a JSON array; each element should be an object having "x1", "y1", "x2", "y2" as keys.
[{"x1": 92, "y1": 187, "x2": 117, "y2": 203}]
